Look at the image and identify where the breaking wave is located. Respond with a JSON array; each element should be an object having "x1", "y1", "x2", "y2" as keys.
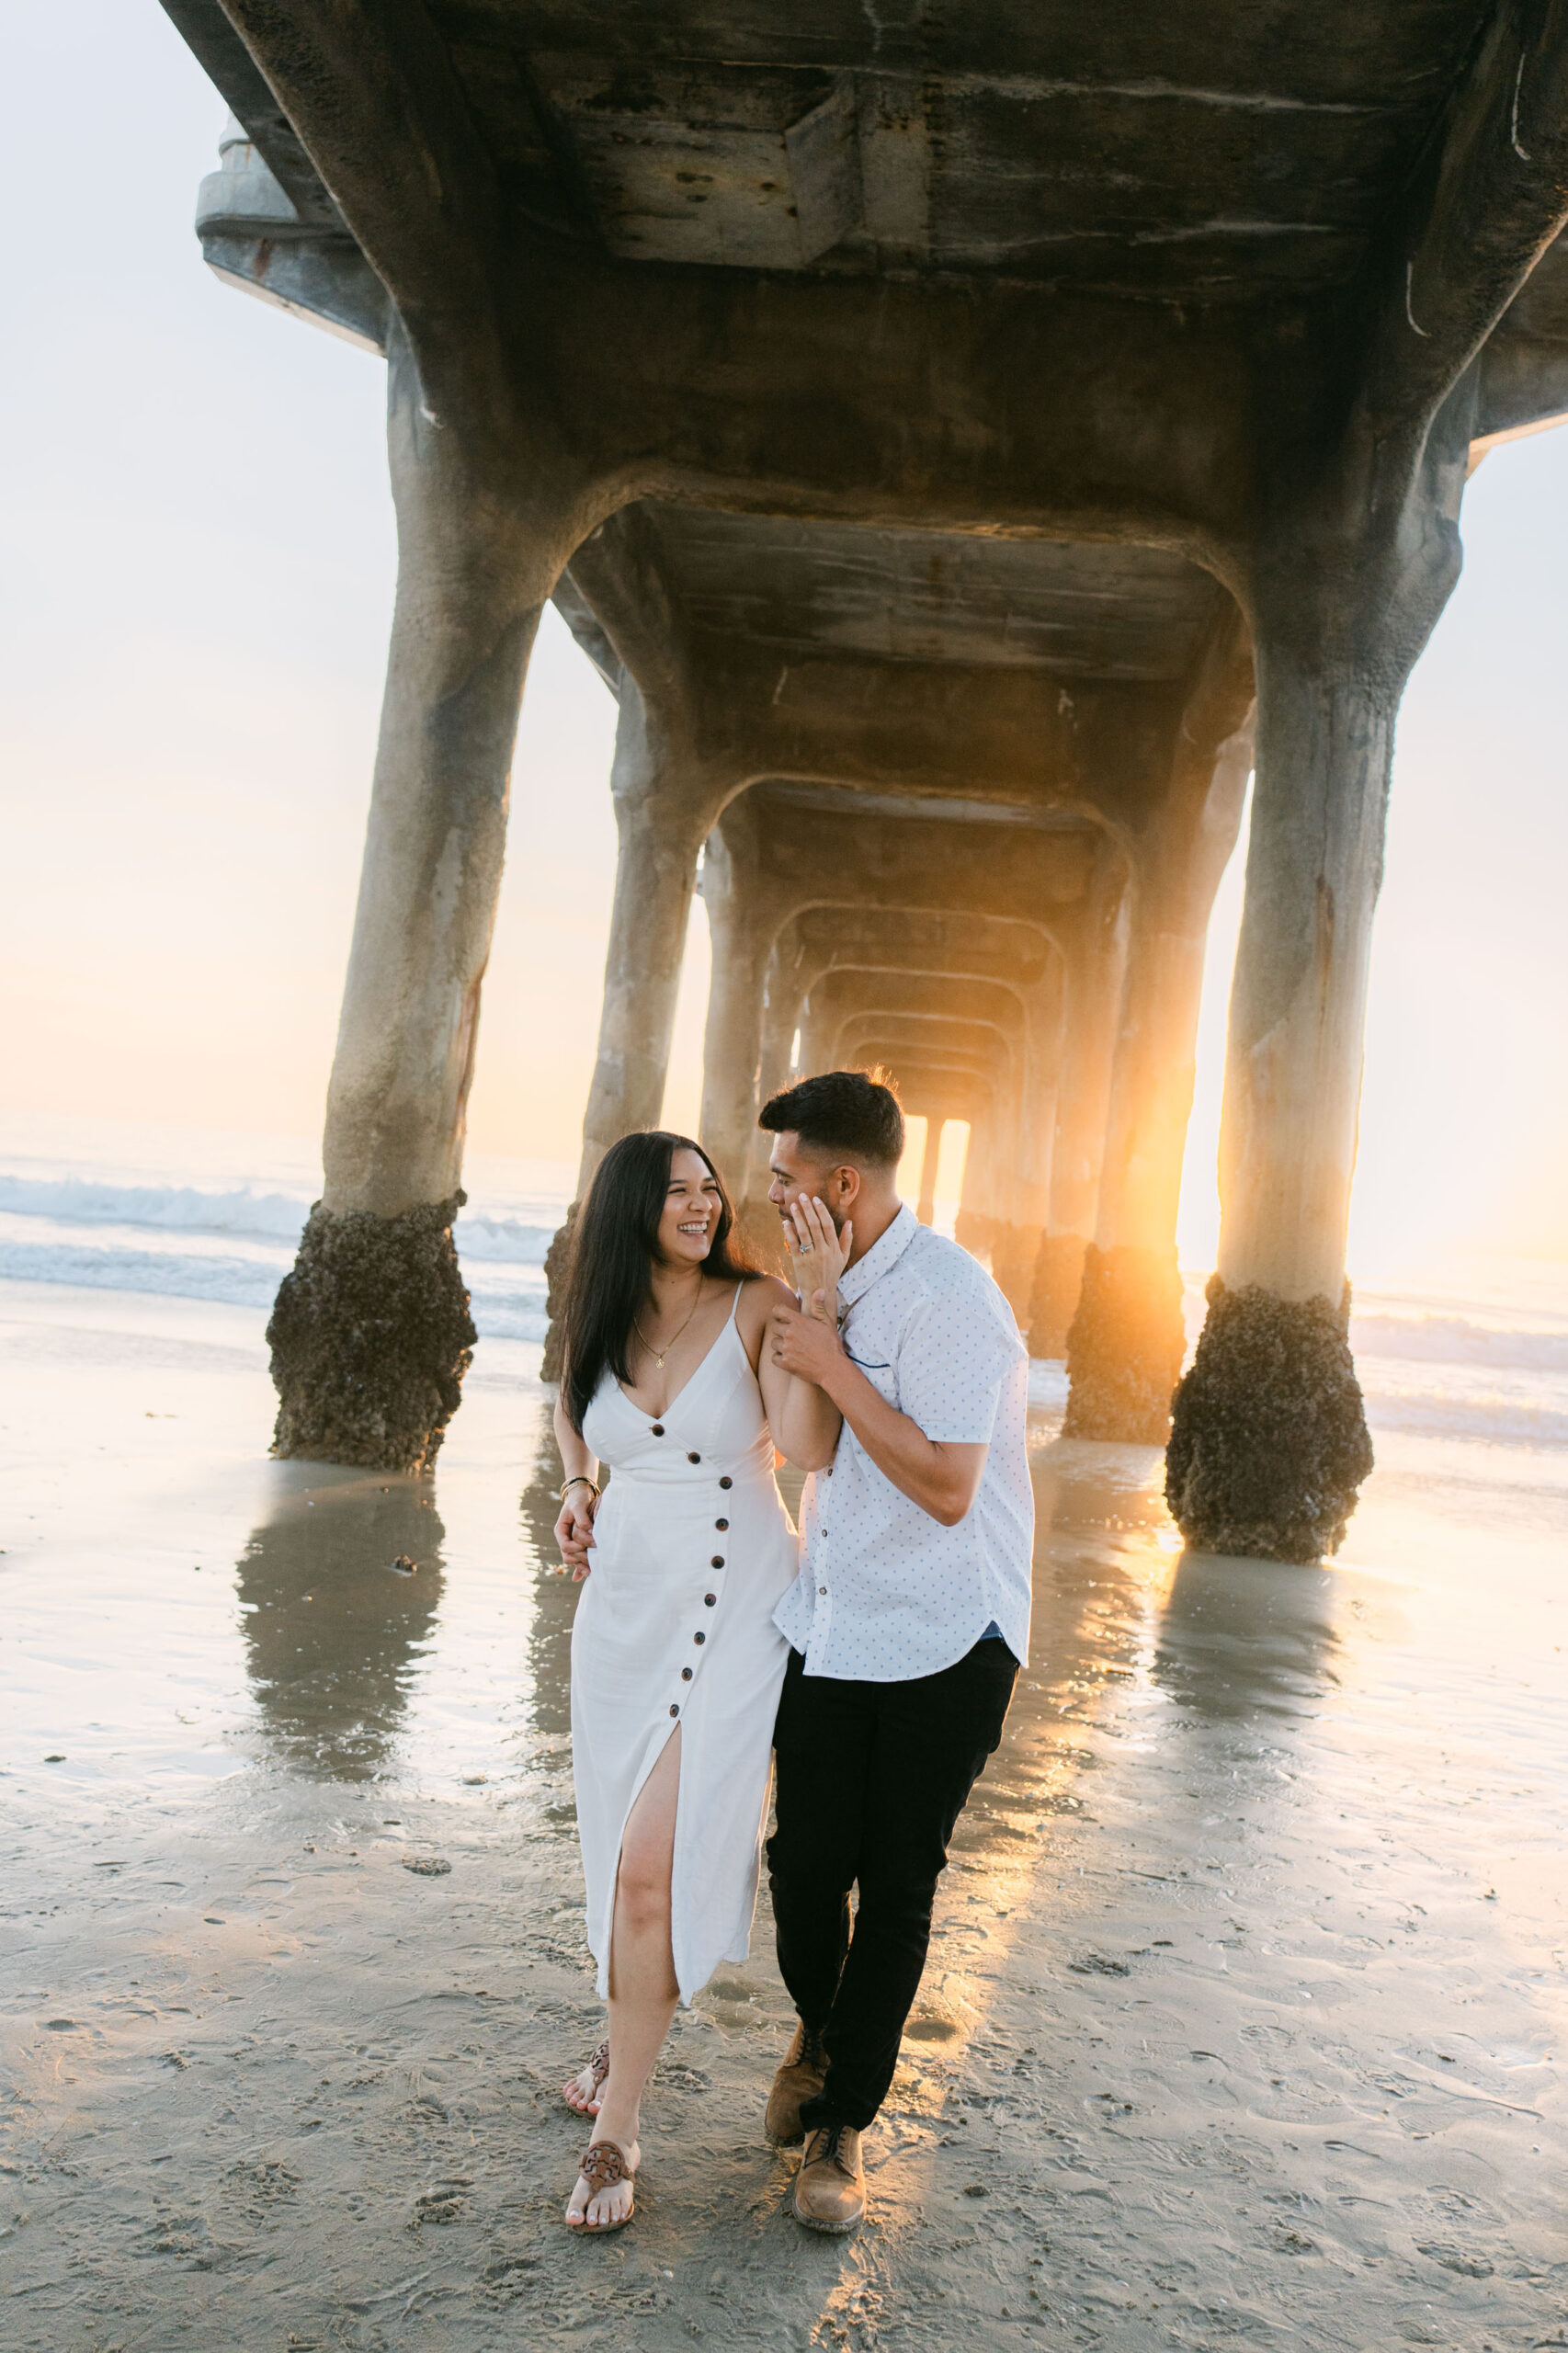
[
  {"x1": 0, "y1": 1166, "x2": 556, "y2": 1344},
  {"x1": 2, "y1": 1131, "x2": 1563, "y2": 1445}
]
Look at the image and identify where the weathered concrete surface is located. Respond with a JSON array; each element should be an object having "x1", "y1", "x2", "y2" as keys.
[
  {"x1": 1028, "y1": 1233, "x2": 1090, "y2": 1359},
  {"x1": 1028, "y1": 847, "x2": 1131, "y2": 1357},
  {"x1": 267, "y1": 1195, "x2": 475, "y2": 1472},
  {"x1": 1062, "y1": 1243, "x2": 1188, "y2": 1447},
  {"x1": 1167, "y1": 1277, "x2": 1375, "y2": 1563},
  {"x1": 165, "y1": 0, "x2": 1568, "y2": 1540},
  {"x1": 1064, "y1": 608, "x2": 1256, "y2": 1438}
]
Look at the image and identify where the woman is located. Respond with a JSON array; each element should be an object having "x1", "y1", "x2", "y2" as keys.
[{"x1": 551, "y1": 1130, "x2": 846, "y2": 2232}]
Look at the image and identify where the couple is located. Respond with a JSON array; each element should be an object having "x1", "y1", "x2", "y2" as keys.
[{"x1": 551, "y1": 1069, "x2": 1033, "y2": 2235}]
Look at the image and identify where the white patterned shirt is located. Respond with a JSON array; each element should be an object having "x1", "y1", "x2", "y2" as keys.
[{"x1": 774, "y1": 1203, "x2": 1033, "y2": 1681}]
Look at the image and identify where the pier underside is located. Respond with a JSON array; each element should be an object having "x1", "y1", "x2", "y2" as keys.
[{"x1": 164, "y1": 0, "x2": 1568, "y2": 1554}]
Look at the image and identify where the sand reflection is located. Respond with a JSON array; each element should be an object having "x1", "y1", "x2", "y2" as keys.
[
  {"x1": 518, "y1": 1438, "x2": 577, "y2": 1741},
  {"x1": 1154, "y1": 1546, "x2": 1340, "y2": 1719},
  {"x1": 235, "y1": 1467, "x2": 447, "y2": 1779}
]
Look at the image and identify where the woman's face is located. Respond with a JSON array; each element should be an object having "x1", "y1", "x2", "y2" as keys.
[{"x1": 655, "y1": 1148, "x2": 721, "y2": 1270}]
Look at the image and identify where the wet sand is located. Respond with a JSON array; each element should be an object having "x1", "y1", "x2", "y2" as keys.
[{"x1": 2, "y1": 1276, "x2": 1565, "y2": 2351}]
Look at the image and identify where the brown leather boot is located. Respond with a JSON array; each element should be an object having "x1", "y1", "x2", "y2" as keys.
[
  {"x1": 765, "y1": 2019, "x2": 828, "y2": 2145},
  {"x1": 792, "y1": 2121, "x2": 865, "y2": 2234}
]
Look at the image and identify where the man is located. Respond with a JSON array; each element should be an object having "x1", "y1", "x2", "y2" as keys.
[{"x1": 761, "y1": 1069, "x2": 1033, "y2": 2233}]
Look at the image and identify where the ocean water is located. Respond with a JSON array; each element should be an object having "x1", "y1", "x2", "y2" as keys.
[{"x1": 2, "y1": 1108, "x2": 1565, "y2": 1449}]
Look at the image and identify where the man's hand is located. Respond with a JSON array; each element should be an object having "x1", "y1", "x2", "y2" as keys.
[
  {"x1": 771, "y1": 1299, "x2": 987, "y2": 1528},
  {"x1": 768, "y1": 1298, "x2": 846, "y2": 1389}
]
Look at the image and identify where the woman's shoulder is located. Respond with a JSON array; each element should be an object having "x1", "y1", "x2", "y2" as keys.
[
  {"x1": 733, "y1": 1272, "x2": 793, "y2": 1358},
  {"x1": 736, "y1": 1271, "x2": 795, "y2": 1318}
]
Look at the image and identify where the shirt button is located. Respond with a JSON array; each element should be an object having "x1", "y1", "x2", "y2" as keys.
[
  {"x1": 704, "y1": 1593, "x2": 716, "y2": 1606},
  {"x1": 681, "y1": 1667, "x2": 693, "y2": 1681},
  {"x1": 818, "y1": 1586, "x2": 827, "y2": 1596},
  {"x1": 669, "y1": 1703, "x2": 680, "y2": 1717},
  {"x1": 719, "y1": 1476, "x2": 733, "y2": 1490},
  {"x1": 651, "y1": 1424, "x2": 665, "y2": 1437},
  {"x1": 687, "y1": 1451, "x2": 701, "y2": 1463},
  {"x1": 711, "y1": 1556, "x2": 725, "y2": 1569},
  {"x1": 694, "y1": 1631, "x2": 705, "y2": 1645},
  {"x1": 714, "y1": 1517, "x2": 729, "y2": 1530}
]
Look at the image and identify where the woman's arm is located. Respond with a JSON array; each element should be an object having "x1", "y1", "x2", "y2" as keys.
[
  {"x1": 744, "y1": 1278, "x2": 844, "y2": 1471},
  {"x1": 551, "y1": 1395, "x2": 601, "y2": 1580},
  {"x1": 767, "y1": 1309, "x2": 987, "y2": 1526}
]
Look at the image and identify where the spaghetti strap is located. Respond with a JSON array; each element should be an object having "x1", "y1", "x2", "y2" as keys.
[{"x1": 727, "y1": 1281, "x2": 744, "y2": 1328}]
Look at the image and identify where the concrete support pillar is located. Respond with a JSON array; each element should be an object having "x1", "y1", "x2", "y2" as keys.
[
  {"x1": 697, "y1": 796, "x2": 792, "y2": 1267},
  {"x1": 1028, "y1": 857, "x2": 1130, "y2": 1356},
  {"x1": 541, "y1": 689, "x2": 717, "y2": 1374},
  {"x1": 990, "y1": 972, "x2": 1061, "y2": 1321},
  {"x1": 916, "y1": 1116, "x2": 945, "y2": 1226},
  {"x1": 1066, "y1": 648, "x2": 1255, "y2": 1441},
  {"x1": 796, "y1": 995, "x2": 837, "y2": 1082},
  {"x1": 1166, "y1": 473, "x2": 1462, "y2": 1558},
  {"x1": 739, "y1": 959, "x2": 801, "y2": 1248},
  {"x1": 955, "y1": 1098, "x2": 999, "y2": 1262},
  {"x1": 267, "y1": 327, "x2": 578, "y2": 1471},
  {"x1": 578, "y1": 706, "x2": 712, "y2": 1187}
]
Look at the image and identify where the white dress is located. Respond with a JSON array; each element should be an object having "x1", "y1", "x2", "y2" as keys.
[{"x1": 572, "y1": 1288, "x2": 798, "y2": 2005}]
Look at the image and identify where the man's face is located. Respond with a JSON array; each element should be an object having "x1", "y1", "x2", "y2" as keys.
[{"x1": 767, "y1": 1133, "x2": 854, "y2": 1233}]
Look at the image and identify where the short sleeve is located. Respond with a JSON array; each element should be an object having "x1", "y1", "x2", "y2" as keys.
[{"x1": 894, "y1": 1286, "x2": 1020, "y2": 1444}]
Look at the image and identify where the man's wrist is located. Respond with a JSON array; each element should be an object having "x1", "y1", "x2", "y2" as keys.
[{"x1": 816, "y1": 1347, "x2": 863, "y2": 1412}]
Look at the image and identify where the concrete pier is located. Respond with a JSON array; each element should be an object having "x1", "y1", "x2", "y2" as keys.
[
  {"x1": 267, "y1": 325, "x2": 581, "y2": 1472},
  {"x1": 1063, "y1": 613, "x2": 1256, "y2": 1442},
  {"x1": 169, "y1": 0, "x2": 1568, "y2": 1549}
]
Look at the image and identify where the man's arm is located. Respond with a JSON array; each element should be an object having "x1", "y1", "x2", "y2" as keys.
[{"x1": 767, "y1": 1306, "x2": 987, "y2": 1527}]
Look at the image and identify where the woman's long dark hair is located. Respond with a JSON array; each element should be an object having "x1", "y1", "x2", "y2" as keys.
[{"x1": 561, "y1": 1131, "x2": 757, "y2": 1432}]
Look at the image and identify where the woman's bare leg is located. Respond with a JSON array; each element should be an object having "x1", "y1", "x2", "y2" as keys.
[{"x1": 565, "y1": 1730, "x2": 681, "y2": 2229}]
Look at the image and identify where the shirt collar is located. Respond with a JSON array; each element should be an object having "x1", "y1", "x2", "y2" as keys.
[{"x1": 838, "y1": 1200, "x2": 920, "y2": 1306}]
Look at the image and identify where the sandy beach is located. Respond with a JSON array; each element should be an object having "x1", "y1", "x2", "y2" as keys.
[{"x1": 2, "y1": 1275, "x2": 1565, "y2": 2351}]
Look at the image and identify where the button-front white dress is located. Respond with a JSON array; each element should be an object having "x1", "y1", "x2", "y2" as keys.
[{"x1": 572, "y1": 1289, "x2": 797, "y2": 2005}]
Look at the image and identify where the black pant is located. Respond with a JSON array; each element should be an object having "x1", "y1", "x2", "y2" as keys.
[{"x1": 767, "y1": 1636, "x2": 1017, "y2": 2131}]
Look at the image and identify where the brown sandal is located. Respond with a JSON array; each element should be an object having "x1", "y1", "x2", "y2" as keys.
[
  {"x1": 568, "y1": 2136, "x2": 636, "y2": 2232},
  {"x1": 562, "y1": 2039, "x2": 609, "y2": 2113}
]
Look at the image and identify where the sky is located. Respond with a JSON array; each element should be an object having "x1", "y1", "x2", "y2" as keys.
[{"x1": 4, "y1": 3, "x2": 1566, "y2": 1272}]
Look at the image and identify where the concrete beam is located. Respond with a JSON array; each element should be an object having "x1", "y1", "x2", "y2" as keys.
[
  {"x1": 210, "y1": 0, "x2": 537, "y2": 469},
  {"x1": 1356, "y1": 0, "x2": 1568, "y2": 438}
]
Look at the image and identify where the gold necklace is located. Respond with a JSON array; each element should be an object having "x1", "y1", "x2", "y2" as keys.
[{"x1": 633, "y1": 1281, "x2": 704, "y2": 1370}]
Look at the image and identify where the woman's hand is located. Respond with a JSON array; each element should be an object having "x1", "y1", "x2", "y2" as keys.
[
  {"x1": 554, "y1": 1484, "x2": 599, "y2": 1581},
  {"x1": 782, "y1": 1194, "x2": 851, "y2": 1329}
]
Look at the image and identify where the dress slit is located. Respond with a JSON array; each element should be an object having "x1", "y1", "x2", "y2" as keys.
[{"x1": 600, "y1": 1721, "x2": 684, "y2": 1995}]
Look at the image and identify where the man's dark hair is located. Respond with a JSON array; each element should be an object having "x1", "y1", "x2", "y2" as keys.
[{"x1": 758, "y1": 1068, "x2": 905, "y2": 1168}]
